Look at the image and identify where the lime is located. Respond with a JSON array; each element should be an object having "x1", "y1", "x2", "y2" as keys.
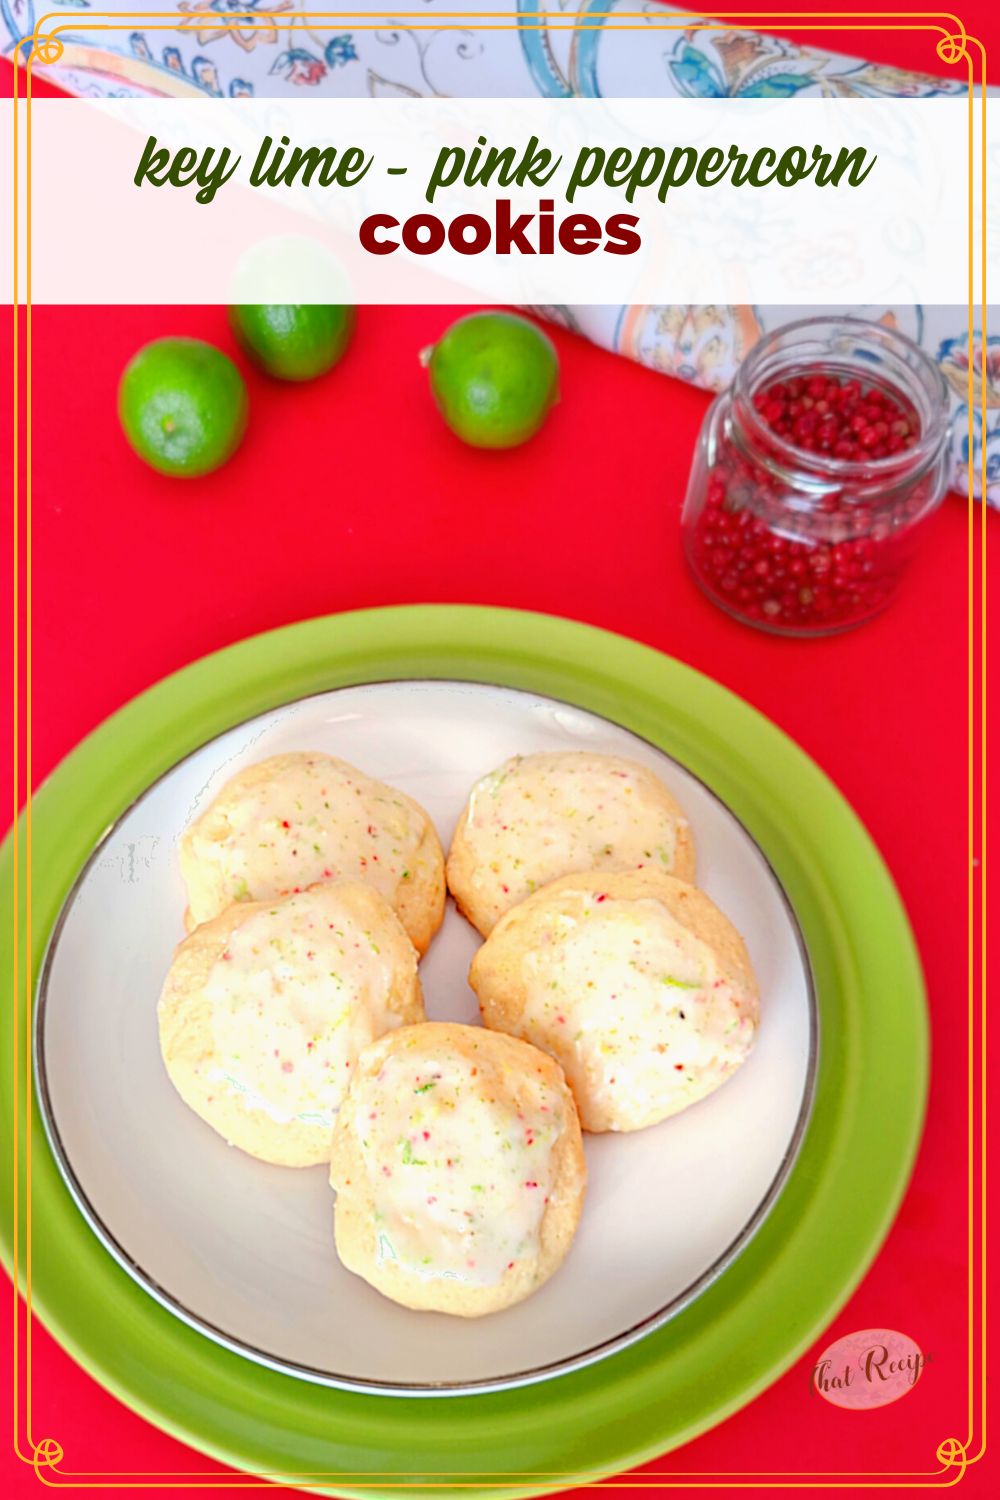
[
  {"x1": 229, "y1": 304, "x2": 356, "y2": 381},
  {"x1": 118, "y1": 337, "x2": 248, "y2": 478},
  {"x1": 423, "y1": 312, "x2": 559, "y2": 449}
]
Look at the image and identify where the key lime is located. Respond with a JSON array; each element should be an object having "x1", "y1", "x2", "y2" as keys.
[
  {"x1": 423, "y1": 312, "x2": 559, "y2": 449},
  {"x1": 229, "y1": 304, "x2": 356, "y2": 381},
  {"x1": 118, "y1": 337, "x2": 248, "y2": 478}
]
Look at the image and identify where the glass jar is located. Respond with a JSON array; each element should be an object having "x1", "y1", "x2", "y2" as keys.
[{"x1": 682, "y1": 317, "x2": 953, "y2": 636}]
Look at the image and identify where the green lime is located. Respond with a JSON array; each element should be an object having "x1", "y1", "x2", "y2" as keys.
[
  {"x1": 228, "y1": 304, "x2": 356, "y2": 381},
  {"x1": 118, "y1": 337, "x2": 248, "y2": 478},
  {"x1": 423, "y1": 312, "x2": 559, "y2": 449}
]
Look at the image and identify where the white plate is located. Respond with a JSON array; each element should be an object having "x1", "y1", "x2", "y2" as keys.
[{"x1": 35, "y1": 680, "x2": 816, "y2": 1395}]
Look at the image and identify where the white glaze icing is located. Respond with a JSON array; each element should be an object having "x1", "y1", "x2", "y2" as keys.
[
  {"x1": 514, "y1": 890, "x2": 757, "y2": 1130},
  {"x1": 344, "y1": 1036, "x2": 564, "y2": 1285},
  {"x1": 206, "y1": 885, "x2": 411, "y2": 1128},
  {"x1": 461, "y1": 752, "x2": 687, "y2": 929},
  {"x1": 186, "y1": 754, "x2": 427, "y2": 919}
]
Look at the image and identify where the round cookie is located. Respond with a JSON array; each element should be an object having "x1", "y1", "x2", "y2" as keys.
[
  {"x1": 158, "y1": 882, "x2": 424, "y2": 1167},
  {"x1": 446, "y1": 750, "x2": 695, "y2": 936},
  {"x1": 329, "y1": 1022, "x2": 586, "y2": 1315},
  {"x1": 469, "y1": 869, "x2": 759, "y2": 1133},
  {"x1": 179, "y1": 752, "x2": 445, "y2": 954}
]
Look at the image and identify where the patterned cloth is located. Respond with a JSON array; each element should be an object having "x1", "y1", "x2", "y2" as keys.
[
  {"x1": 533, "y1": 304, "x2": 996, "y2": 503},
  {"x1": 2, "y1": 0, "x2": 975, "y2": 102},
  {"x1": 5, "y1": 1, "x2": 993, "y2": 499}
]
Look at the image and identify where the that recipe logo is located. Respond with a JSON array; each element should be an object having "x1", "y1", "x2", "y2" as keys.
[{"x1": 811, "y1": 1328, "x2": 928, "y2": 1411}]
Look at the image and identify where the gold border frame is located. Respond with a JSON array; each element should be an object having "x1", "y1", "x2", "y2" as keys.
[{"x1": 8, "y1": 7, "x2": 989, "y2": 1491}]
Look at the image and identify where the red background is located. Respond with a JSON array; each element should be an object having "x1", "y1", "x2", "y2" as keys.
[{"x1": 2, "y1": 5, "x2": 997, "y2": 1497}]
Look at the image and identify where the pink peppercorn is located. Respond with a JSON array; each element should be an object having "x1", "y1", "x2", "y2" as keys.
[{"x1": 681, "y1": 318, "x2": 952, "y2": 637}]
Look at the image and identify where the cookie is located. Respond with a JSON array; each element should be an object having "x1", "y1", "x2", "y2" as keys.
[
  {"x1": 179, "y1": 752, "x2": 445, "y2": 954},
  {"x1": 158, "y1": 882, "x2": 424, "y2": 1166},
  {"x1": 446, "y1": 751, "x2": 695, "y2": 936},
  {"x1": 469, "y1": 869, "x2": 759, "y2": 1132},
  {"x1": 329, "y1": 1022, "x2": 586, "y2": 1315}
]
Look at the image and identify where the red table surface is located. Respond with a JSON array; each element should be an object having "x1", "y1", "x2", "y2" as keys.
[{"x1": 1, "y1": 8, "x2": 997, "y2": 1497}]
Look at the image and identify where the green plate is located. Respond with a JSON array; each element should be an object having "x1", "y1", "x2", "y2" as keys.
[{"x1": 0, "y1": 605, "x2": 927, "y2": 1495}]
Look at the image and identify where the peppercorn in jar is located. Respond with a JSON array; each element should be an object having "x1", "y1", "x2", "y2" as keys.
[{"x1": 682, "y1": 318, "x2": 953, "y2": 637}]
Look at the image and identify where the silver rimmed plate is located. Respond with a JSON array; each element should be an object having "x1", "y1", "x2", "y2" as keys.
[{"x1": 35, "y1": 679, "x2": 816, "y2": 1395}]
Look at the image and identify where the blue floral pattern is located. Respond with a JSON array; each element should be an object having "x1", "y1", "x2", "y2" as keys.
[
  {"x1": 4, "y1": 1, "x2": 970, "y2": 102},
  {"x1": 954, "y1": 405, "x2": 1000, "y2": 504},
  {"x1": 513, "y1": 2, "x2": 966, "y2": 100},
  {"x1": 935, "y1": 333, "x2": 1000, "y2": 503},
  {"x1": 667, "y1": 39, "x2": 815, "y2": 100},
  {"x1": 663, "y1": 29, "x2": 963, "y2": 102},
  {"x1": 269, "y1": 34, "x2": 357, "y2": 86}
]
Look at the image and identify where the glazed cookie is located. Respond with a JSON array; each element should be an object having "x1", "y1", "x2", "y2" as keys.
[
  {"x1": 446, "y1": 751, "x2": 695, "y2": 935},
  {"x1": 158, "y1": 882, "x2": 424, "y2": 1167},
  {"x1": 179, "y1": 752, "x2": 445, "y2": 954},
  {"x1": 469, "y1": 869, "x2": 759, "y2": 1133},
  {"x1": 329, "y1": 1022, "x2": 586, "y2": 1315}
]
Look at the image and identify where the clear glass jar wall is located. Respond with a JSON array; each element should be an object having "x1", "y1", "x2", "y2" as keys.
[{"x1": 682, "y1": 318, "x2": 954, "y2": 637}]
